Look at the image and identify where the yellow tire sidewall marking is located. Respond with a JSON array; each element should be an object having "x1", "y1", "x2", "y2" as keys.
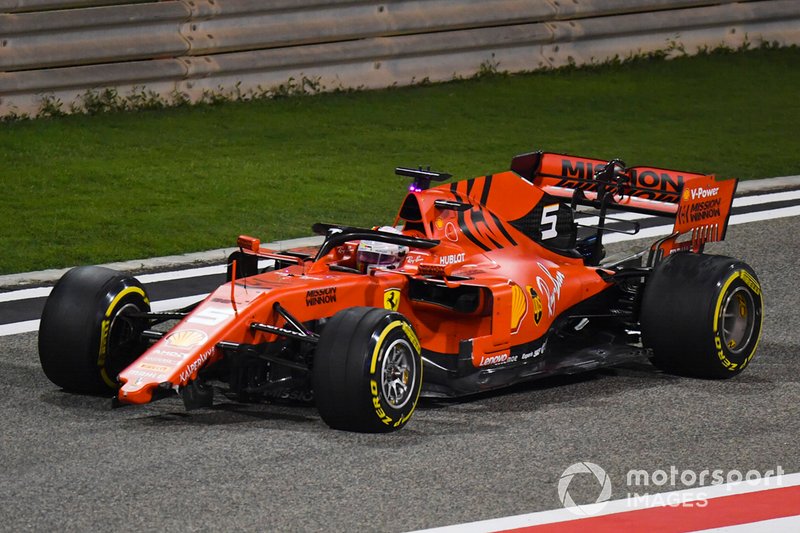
[
  {"x1": 713, "y1": 272, "x2": 740, "y2": 332},
  {"x1": 98, "y1": 286, "x2": 148, "y2": 388},
  {"x1": 369, "y1": 320, "x2": 405, "y2": 374},
  {"x1": 368, "y1": 318, "x2": 422, "y2": 427},
  {"x1": 712, "y1": 270, "x2": 763, "y2": 372}
]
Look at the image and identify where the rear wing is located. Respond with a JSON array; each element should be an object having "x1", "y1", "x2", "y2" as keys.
[{"x1": 510, "y1": 151, "x2": 737, "y2": 255}]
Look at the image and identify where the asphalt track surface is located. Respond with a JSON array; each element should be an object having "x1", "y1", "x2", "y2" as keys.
[{"x1": 1, "y1": 216, "x2": 798, "y2": 532}]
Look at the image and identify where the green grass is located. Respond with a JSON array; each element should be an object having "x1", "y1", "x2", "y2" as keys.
[{"x1": 1, "y1": 46, "x2": 799, "y2": 275}]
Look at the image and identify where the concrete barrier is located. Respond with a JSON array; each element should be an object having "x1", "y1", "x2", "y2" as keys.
[{"x1": 1, "y1": 0, "x2": 798, "y2": 117}]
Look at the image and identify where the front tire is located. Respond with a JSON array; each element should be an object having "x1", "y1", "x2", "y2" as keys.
[
  {"x1": 39, "y1": 266, "x2": 151, "y2": 394},
  {"x1": 313, "y1": 307, "x2": 423, "y2": 433},
  {"x1": 640, "y1": 253, "x2": 763, "y2": 379}
]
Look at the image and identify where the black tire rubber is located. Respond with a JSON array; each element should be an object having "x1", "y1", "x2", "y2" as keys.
[
  {"x1": 312, "y1": 307, "x2": 423, "y2": 433},
  {"x1": 640, "y1": 253, "x2": 763, "y2": 379},
  {"x1": 38, "y1": 266, "x2": 151, "y2": 394}
]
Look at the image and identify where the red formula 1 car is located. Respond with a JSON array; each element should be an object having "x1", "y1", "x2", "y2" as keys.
[{"x1": 39, "y1": 151, "x2": 764, "y2": 432}]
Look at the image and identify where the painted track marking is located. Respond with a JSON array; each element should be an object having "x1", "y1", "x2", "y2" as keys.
[{"x1": 412, "y1": 473, "x2": 800, "y2": 533}]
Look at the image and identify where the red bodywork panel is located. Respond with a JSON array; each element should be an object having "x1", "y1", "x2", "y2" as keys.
[{"x1": 118, "y1": 151, "x2": 738, "y2": 404}]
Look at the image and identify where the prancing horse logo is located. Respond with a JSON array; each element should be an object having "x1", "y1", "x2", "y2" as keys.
[{"x1": 384, "y1": 288, "x2": 400, "y2": 311}]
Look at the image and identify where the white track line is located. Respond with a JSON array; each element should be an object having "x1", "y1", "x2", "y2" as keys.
[
  {"x1": 0, "y1": 294, "x2": 208, "y2": 337},
  {"x1": 0, "y1": 319, "x2": 41, "y2": 337},
  {"x1": 0, "y1": 260, "x2": 269, "y2": 303},
  {"x1": 575, "y1": 189, "x2": 800, "y2": 226},
  {"x1": 411, "y1": 473, "x2": 800, "y2": 533},
  {"x1": 734, "y1": 189, "x2": 800, "y2": 207},
  {"x1": 0, "y1": 266, "x2": 224, "y2": 303},
  {"x1": 603, "y1": 205, "x2": 800, "y2": 244},
  {"x1": 137, "y1": 264, "x2": 227, "y2": 284},
  {"x1": 0, "y1": 191, "x2": 797, "y2": 308},
  {"x1": 0, "y1": 286, "x2": 51, "y2": 303},
  {"x1": 700, "y1": 516, "x2": 800, "y2": 532}
]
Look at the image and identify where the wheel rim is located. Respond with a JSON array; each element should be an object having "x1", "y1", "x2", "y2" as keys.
[
  {"x1": 107, "y1": 302, "x2": 146, "y2": 376},
  {"x1": 720, "y1": 287, "x2": 756, "y2": 355},
  {"x1": 380, "y1": 338, "x2": 416, "y2": 409}
]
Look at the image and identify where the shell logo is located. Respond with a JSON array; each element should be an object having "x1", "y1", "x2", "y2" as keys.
[
  {"x1": 683, "y1": 188, "x2": 690, "y2": 200},
  {"x1": 527, "y1": 286, "x2": 543, "y2": 325},
  {"x1": 510, "y1": 284, "x2": 527, "y2": 333},
  {"x1": 164, "y1": 329, "x2": 208, "y2": 349}
]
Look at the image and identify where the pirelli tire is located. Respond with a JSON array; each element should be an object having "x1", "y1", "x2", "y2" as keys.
[
  {"x1": 313, "y1": 307, "x2": 423, "y2": 433},
  {"x1": 39, "y1": 266, "x2": 151, "y2": 394},
  {"x1": 640, "y1": 253, "x2": 763, "y2": 379}
]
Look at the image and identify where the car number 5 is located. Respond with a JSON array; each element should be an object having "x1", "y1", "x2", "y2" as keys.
[{"x1": 540, "y1": 204, "x2": 559, "y2": 240}]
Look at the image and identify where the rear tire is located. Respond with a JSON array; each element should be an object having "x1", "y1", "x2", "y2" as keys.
[
  {"x1": 39, "y1": 266, "x2": 151, "y2": 394},
  {"x1": 313, "y1": 307, "x2": 423, "y2": 433},
  {"x1": 640, "y1": 253, "x2": 763, "y2": 378}
]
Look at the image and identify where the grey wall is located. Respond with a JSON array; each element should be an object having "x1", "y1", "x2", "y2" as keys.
[{"x1": 1, "y1": 0, "x2": 798, "y2": 117}]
